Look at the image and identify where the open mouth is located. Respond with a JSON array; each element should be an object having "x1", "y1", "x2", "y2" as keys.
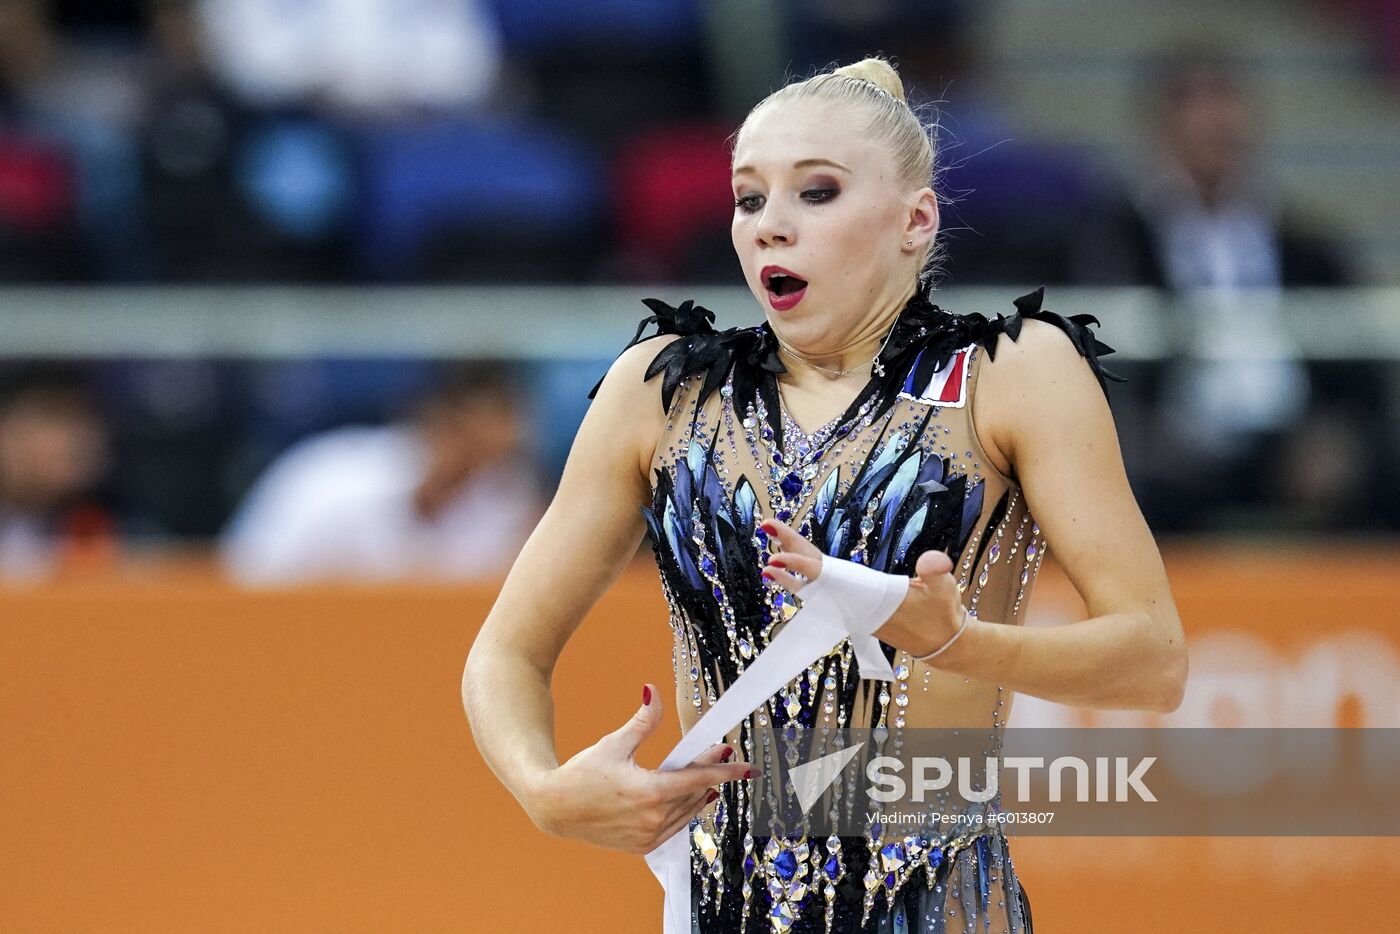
[{"x1": 764, "y1": 270, "x2": 809, "y2": 296}]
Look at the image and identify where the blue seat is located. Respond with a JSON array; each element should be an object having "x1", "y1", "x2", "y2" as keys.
[
  {"x1": 939, "y1": 105, "x2": 1103, "y2": 222},
  {"x1": 929, "y1": 102, "x2": 1109, "y2": 283},
  {"x1": 235, "y1": 118, "x2": 355, "y2": 242},
  {"x1": 486, "y1": 0, "x2": 700, "y2": 53},
  {"x1": 355, "y1": 117, "x2": 601, "y2": 280}
]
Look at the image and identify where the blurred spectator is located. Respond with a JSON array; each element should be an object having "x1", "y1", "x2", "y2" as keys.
[
  {"x1": 140, "y1": 1, "x2": 356, "y2": 281},
  {"x1": 1072, "y1": 44, "x2": 1352, "y2": 290},
  {"x1": 0, "y1": 0, "x2": 147, "y2": 280},
  {"x1": 1071, "y1": 43, "x2": 1370, "y2": 531},
  {"x1": 195, "y1": 0, "x2": 503, "y2": 119},
  {"x1": 91, "y1": 358, "x2": 247, "y2": 539},
  {"x1": 221, "y1": 361, "x2": 543, "y2": 585},
  {"x1": 0, "y1": 364, "x2": 114, "y2": 580},
  {"x1": 0, "y1": 2, "x2": 87, "y2": 280}
]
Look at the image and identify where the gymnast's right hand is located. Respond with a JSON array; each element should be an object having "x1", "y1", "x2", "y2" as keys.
[{"x1": 523, "y1": 682, "x2": 751, "y2": 855}]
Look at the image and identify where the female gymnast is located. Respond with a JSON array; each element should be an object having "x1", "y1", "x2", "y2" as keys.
[{"x1": 464, "y1": 56, "x2": 1187, "y2": 933}]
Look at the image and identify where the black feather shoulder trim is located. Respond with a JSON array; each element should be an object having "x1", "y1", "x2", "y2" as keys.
[
  {"x1": 589, "y1": 286, "x2": 1124, "y2": 428},
  {"x1": 987, "y1": 286, "x2": 1127, "y2": 399},
  {"x1": 852, "y1": 285, "x2": 1126, "y2": 424},
  {"x1": 913, "y1": 286, "x2": 1127, "y2": 403},
  {"x1": 586, "y1": 297, "x2": 785, "y2": 417}
]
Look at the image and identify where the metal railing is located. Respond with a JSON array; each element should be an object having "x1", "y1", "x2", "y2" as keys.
[{"x1": 1, "y1": 286, "x2": 1397, "y2": 361}]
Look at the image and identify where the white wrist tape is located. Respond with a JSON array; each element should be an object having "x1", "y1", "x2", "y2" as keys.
[{"x1": 794, "y1": 555, "x2": 906, "y2": 683}]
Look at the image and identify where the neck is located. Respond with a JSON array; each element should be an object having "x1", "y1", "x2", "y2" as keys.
[{"x1": 774, "y1": 279, "x2": 918, "y2": 381}]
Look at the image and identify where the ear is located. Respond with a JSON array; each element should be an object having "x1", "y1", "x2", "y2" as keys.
[{"x1": 902, "y1": 187, "x2": 940, "y2": 254}]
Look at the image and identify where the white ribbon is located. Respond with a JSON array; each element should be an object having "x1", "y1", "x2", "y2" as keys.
[{"x1": 644, "y1": 556, "x2": 909, "y2": 933}]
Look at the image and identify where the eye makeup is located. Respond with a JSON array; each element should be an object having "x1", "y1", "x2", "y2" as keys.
[{"x1": 733, "y1": 182, "x2": 842, "y2": 214}]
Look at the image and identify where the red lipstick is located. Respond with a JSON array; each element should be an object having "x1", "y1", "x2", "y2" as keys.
[{"x1": 760, "y1": 265, "x2": 809, "y2": 312}]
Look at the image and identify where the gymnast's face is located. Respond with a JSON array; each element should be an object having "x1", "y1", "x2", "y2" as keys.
[{"x1": 731, "y1": 98, "x2": 928, "y2": 354}]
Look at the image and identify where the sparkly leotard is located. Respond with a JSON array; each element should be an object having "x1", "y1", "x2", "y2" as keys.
[{"x1": 594, "y1": 286, "x2": 1122, "y2": 933}]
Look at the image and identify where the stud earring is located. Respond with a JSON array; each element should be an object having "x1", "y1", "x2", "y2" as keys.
[{"x1": 906, "y1": 240, "x2": 914, "y2": 246}]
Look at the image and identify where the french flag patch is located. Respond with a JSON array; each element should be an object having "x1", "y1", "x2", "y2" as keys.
[{"x1": 897, "y1": 344, "x2": 974, "y2": 408}]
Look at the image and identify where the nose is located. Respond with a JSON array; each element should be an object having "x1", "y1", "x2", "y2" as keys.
[{"x1": 754, "y1": 200, "x2": 794, "y2": 248}]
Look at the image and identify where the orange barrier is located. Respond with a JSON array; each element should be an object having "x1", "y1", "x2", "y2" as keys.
[{"x1": 2, "y1": 546, "x2": 1398, "y2": 933}]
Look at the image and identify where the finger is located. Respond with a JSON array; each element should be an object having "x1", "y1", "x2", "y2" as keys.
[
  {"x1": 765, "y1": 551, "x2": 822, "y2": 579},
  {"x1": 915, "y1": 549, "x2": 954, "y2": 579},
  {"x1": 762, "y1": 566, "x2": 810, "y2": 593},
  {"x1": 653, "y1": 759, "x2": 752, "y2": 798},
  {"x1": 690, "y1": 741, "x2": 738, "y2": 766},
  {"x1": 759, "y1": 518, "x2": 821, "y2": 558},
  {"x1": 605, "y1": 682, "x2": 663, "y2": 756}
]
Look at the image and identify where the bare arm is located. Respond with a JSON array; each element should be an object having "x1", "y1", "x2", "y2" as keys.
[
  {"x1": 762, "y1": 319, "x2": 1188, "y2": 713},
  {"x1": 913, "y1": 318, "x2": 1186, "y2": 711},
  {"x1": 463, "y1": 340, "x2": 656, "y2": 798},
  {"x1": 463, "y1": 337, "x2": 749, "y2": 854},
  {"x1": 946, "y1": 318, "x2": 1187, "y2": 711}
]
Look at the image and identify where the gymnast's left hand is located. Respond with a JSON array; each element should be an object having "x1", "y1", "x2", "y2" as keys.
[{"x1": 759, "y1": 518, "x2": 965, "y2": 659}]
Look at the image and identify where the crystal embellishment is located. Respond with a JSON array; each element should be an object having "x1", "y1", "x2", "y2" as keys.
[{"x1": 774, "y1": 848, "x2": 798, "y2": 881}]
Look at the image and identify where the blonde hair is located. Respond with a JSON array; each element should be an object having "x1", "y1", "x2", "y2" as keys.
[{"x1": 736, "y1": 56, "x2": 943, "y2": 283}]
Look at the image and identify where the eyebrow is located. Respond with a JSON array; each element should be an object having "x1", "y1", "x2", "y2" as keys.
[{"x1": 731, "y1": 158, "x2": 851, "y2": 177}]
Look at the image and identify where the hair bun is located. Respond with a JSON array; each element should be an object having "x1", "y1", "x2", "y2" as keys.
[{"x1": 832, "y1": 57, "x2": 907, "y2": 104}]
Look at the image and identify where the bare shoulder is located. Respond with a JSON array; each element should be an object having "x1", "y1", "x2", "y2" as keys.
[
  {"x1": 473, "y1": 332, "x2": 688, "y2": 675},
  {"x1": 585, "y1": 333, "x2": 685, "y2": 487},
  {"x1": 972, "y1": 317, "x2": 1113, "y2": 481}
]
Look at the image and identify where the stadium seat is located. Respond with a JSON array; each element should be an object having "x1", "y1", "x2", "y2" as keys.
[
  {"x1": 611, "y1": 122, "x2": 736, "y2": 281},
  {"x1": 486, "y1": 0, "x2": 700, "y2": 53},
  {"x1": 0, "y1": 133, "x2": 92, "y2": 281},
  {"x1": 933, "y1": 107, "x2": 1106, "y2": 284},
  {"x1": 235, "y1": 119, "x2": 355, "y2": 243},
  {"x1": 0, "y1": 134, "x2": 76, "y2": 232},
  {"x1": 355, "y1": 117, "x2": 602, "y2": 281},
  {"x1": 484, "y1": 0, "x2": 708, "y2": 147}
]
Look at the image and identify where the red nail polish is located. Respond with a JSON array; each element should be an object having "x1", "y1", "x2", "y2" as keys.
[
  {"x1": 721, "y1": 745, "x2": 733, "y2": 762},
  {"x1": 743, "y1": 768, "x2": 753, "y2": 780},
  {"x1": 642, "y1": 685, "x2": 652, "y2": 705},
  {"x1": 706, "y1": 790, "x2": 719, "y2": 803},
  {"x1": 771, "y1": 559, "x2": 786, "y2": 568},
  {"x1": 761, "y1": 571, "x2": 774, "y2": 581}
]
